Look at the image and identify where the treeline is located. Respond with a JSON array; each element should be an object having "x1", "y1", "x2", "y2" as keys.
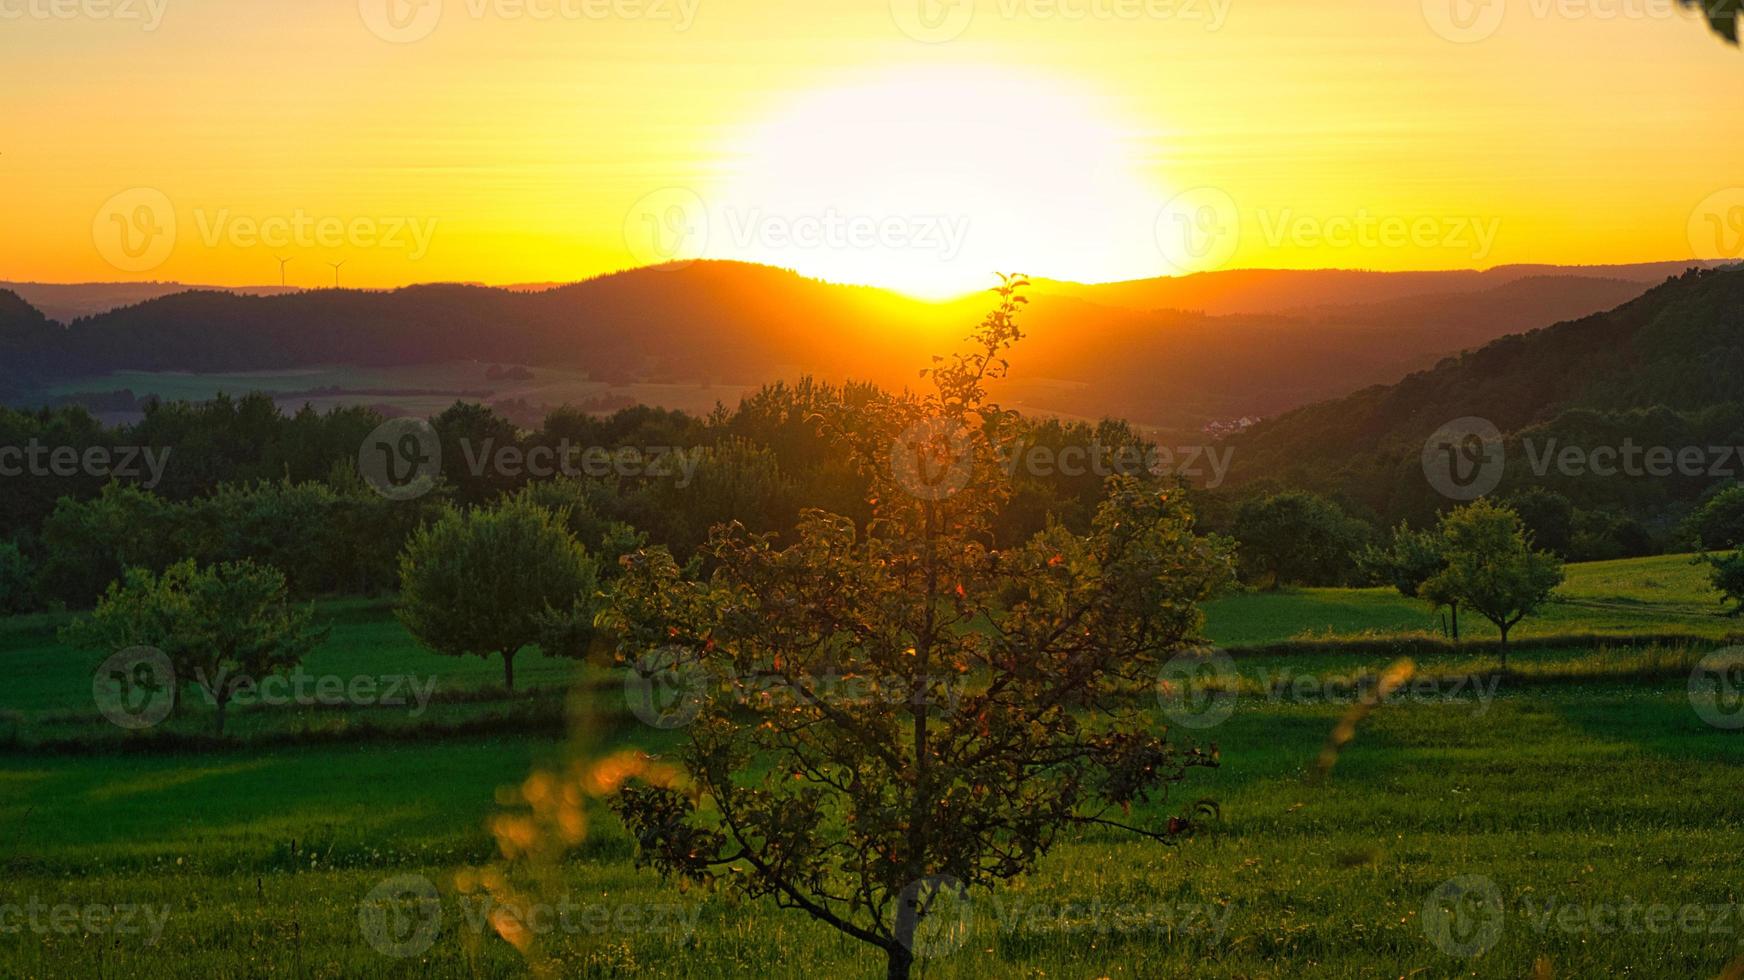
[
  {"x1": 0, "y1": 379, "x2": 1160, "y2": 613},
  {"x1": 6, "y1": 368, "x2": 1744, "y2": 615}
]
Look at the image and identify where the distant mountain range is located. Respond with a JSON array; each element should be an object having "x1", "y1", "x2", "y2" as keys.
[
  {"x1": 1223, "y1": 265, "x2": 1744, "y2": 526},
  {"x1": 0, "y1": 260, "x2": 1726, "y2": 437}
]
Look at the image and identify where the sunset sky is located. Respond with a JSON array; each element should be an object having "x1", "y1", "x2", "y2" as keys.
[{"x1": 4, "y1": 0, "x2": 1742, "y2": 297}]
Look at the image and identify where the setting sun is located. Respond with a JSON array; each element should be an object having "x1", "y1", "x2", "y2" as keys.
[{"x1": 698, "y1": 68, "x2": 1169, "y2": 298}]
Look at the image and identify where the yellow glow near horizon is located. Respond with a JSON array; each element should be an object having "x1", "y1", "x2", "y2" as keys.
[
  {"x1": 3, "y1": 1, "x2": 1744, "y2": 292},
  {"x1": 704, "y1": 69, "x2": 1169, "y2": 299}
]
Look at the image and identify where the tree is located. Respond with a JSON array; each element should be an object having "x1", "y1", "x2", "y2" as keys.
[
  {"x1": 1683, "y1": 0, "x2": 1742, "y2": 43},
  {"x1": 1359, "y1": 523, "x2": 1457, "y2": 637},
  {"x1": 1506, "y1": 487, "x2": 1574, "y2": 558},
  {"x1": 604, "y1": 278, "x2": 1236, "y2": 980},
  {"x1": 1232, "y1": 491, "x2": 1370, "y2": 589},
  {"x1": 1689, "y1": 485, "x2": 1744, "y2": 551},
  {"x1": 1421, "y1": 501, "x2": 1565, "y2": 666},
  {"x1": 1707, "y1": 548, "x2": 1744, "y2": 617},
  {"x1": 63, "y1": 560, "x2": 326, "y2": 735},
  {"x1": 397, "y1": 492, "x2": 599, "y2": 691},
  {"x1": 0, "y1": 541, "x2": 35, "y2": 615}
]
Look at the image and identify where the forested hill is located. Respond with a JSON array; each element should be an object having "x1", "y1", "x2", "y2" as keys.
[{"x1": 1223, "y1": 266, "x2": 1744, "y2": 526}]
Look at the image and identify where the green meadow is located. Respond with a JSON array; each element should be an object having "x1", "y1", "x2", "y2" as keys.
[{"x1": 3, "y1": 554, "x2": 1742, "y2": 978}]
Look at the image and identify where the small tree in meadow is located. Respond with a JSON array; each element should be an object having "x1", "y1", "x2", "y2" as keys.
[
  {"x1": 397, "y1": 492, "x2": 599, "y2": 691},
  {"x1": 1707, "y1": 548, "x2": 1744, "y2": 617},
  {"x1": 1421, "y1": 500, "x2": 1564, "y2": 666},
  {"x1": 604, "y1": 278, "x2": 1235, "y2": 980},
  {"x1": 1360, "y1": 523, "x2": 1457, "y2": 637},
  {"x1": 63, "y1": 559, "x2": 327, "y2": 735}
]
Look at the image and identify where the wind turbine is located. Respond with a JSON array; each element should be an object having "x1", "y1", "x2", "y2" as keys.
[
  {"x1": 275, "y1": 256, "x2": 291, "y2": 288},
  {"x1": 328, "y1": 260, "x2": 346, "y2": 289}
]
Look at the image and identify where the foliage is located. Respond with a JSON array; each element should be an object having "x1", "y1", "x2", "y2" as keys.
[
  {"x1": 604, "y1": 279, "x2": 1235, "y2": 980},
  {"x1": 1708, "y1": 548, "x2": 1744, "y2": 617},
  {"x1": 1688, "y1": 484, "x2": 1744, "y2": 550},
  {"x1": 1358, "y1": 522, "x2": 1446, "y2": 598},
  {"x1": 396, "y1": 491, "x2": 600, "y2": 690},
  {"x1": 0, "y1": 540, "x2": 35, "y2": 615},
  {"x1": 1421, "y1": 500, "x2": 1566, "y2": 661},
  {"x1": 1232, "y1": 491, "x2": 1371, "y2": 588},
  {"x1": 61, "y1": 559, "x2": 327, "y2": 735}
]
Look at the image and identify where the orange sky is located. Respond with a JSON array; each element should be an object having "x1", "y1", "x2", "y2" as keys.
[{"x1": 3, "y1": 0, "x2": 1743, "y2": 297}]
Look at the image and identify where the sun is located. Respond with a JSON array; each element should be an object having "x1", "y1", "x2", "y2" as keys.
[{"x1": 706, "y1": 68, "x2": 1171, "y2": 300}]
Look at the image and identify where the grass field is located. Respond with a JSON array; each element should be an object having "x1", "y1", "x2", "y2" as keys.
[{"x1": 3, "y1": 555, "x2": 1742, "y2": 977}]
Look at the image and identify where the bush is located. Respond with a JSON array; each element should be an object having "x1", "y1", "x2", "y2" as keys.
[{"x1": 0, "y1": 541, "x2": 36, "y2": 615}]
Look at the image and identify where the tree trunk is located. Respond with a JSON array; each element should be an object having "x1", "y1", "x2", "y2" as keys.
[
  {"x1": 885, "y1": 941, "x2": 915, "y2": 980},
  {"x1": 502, "y1": 649, "x2": 517, "y2": 692},
  {"x1": 1451, "y1": 602, "x2": 1460, "y2": 642},
  {"x1": 1498, "y1": 624, "x2": 1509, "y2": 671},
  {"x1": 213, "y1": 692, "x2": 228, "y2": 737}
]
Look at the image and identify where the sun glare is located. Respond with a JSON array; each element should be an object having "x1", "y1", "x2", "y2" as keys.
[{"x1": 707, "y1": 69, "x2": 1169, "y2": 300}]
